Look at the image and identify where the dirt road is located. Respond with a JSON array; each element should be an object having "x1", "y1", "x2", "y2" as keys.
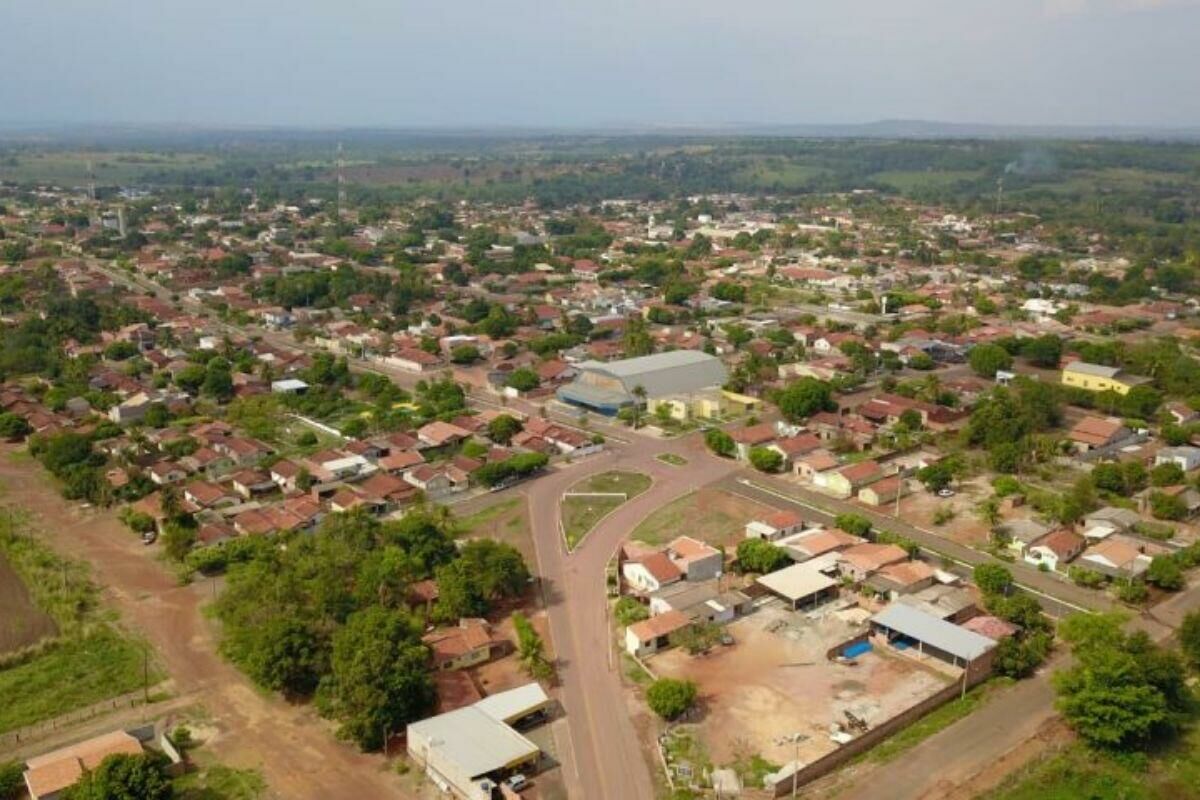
[
  {"x1": 0, "y1": 451, "x2": 406, "y2": 799},
  {"x1": 523, "y1": 432, "x2": 740, "y2": 800}
]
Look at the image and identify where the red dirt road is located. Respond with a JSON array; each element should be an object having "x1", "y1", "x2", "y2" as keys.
[{"x1": 0, "y1": 451, "x2": 406, "y2": 799}]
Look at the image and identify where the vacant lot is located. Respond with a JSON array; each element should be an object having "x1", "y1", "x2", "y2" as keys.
[
  {"x1": 456, "y1": 497, "x2": 534, "y2": 562},
  {"x1": 561, "y1": 471, "x2": 651, "y2": 549},
  {"x1": 631, "y1": 488, "x2": 773, "y2": 549},
  {"x1": 0, "y1": 513, "x2": 160, "y2": 734},
  {"x1": 650, "y1": 602, "x2": 952, "y2": 771},
  {"x1": 0, "y1": 552, "x2": 56, "y2": 655}
]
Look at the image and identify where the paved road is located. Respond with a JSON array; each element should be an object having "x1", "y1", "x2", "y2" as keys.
[
  {"x1": 524, "y1": 432, "x2": 740, "y2": 800},
  {"x1": 718, "y1": 473, "x2": 1117, "y2": 615}
]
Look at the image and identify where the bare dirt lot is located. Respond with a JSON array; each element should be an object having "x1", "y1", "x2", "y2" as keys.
[
  {"x1": 649, "y1": 602, "x2": 953, "y2": 770},
  {"x1": 0, "y1": 552, "x2": 56, "y2": 655},
  {"x1": 632, "y1": 488, "x2": 776, "y2": 549},
  {"x1": 891, "y1": 480, "x2": 992, "y2": 547}
]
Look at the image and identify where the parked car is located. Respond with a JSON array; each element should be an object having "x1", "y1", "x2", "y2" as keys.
[
  {"x1": 141, "y1": 530, "x2": 158, "y2": 545},
  {"x1": 505, "y1": 774, "x2": 529, "y2": 792},
  {"x1": 937, "y1": 488, "x2": 955, "y2": 498}
]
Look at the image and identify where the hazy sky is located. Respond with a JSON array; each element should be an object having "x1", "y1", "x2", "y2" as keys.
[{"x1": 2, "y1": 0, "x2": 1198, "y2": 128}]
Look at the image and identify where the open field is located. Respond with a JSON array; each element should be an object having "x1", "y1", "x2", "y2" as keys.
[
  {"x1": 0, "y1": 150, "x2": 221, "y2": 184},
  {"x1": 561, "y1": 470, "x2": 651, "y2": 549},
  {"x1": 0, "y1": 627, "x2": 153, "y2": 733},
  {"x1": 631, "y1": 487, "x2": 773, "y2": 549},
  {"x1": 980, "y1": 733, "x2": 1200, "y2": 800},
  {"x1": 456, "y1": 497, "x2": 534, "y2": 562},
  {"x1": 0, "y1": 552, "x2": 56, "y2": 655},
  {"x1": 648, "y1": 602, "x2": 952, "y2": 770}
]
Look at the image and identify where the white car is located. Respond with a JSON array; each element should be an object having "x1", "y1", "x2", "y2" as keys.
[
  {"x1": 937, "y1": 488, "x2": 955, "y2": 498},
  {"x1": 505, "y1": 775, "x2": 529, "y2": 792}
]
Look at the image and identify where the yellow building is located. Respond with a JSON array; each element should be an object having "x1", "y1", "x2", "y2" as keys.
[{"x1": 1061, "y1": 361, "x2": 1150, "y2": 396}]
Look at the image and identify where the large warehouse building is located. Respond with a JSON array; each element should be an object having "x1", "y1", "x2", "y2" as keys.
[{"x1": 556, "y1": 350, "x2": 728, "y2": 415}]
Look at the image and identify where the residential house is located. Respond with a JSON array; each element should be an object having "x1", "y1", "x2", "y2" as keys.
[
  {"x1": 744, "y1": 510, "x2": 805, "y2": 541},
  {"x1": 1068, "y1": 416, "x2": 1132, "y2": 452},
  {"x1": 423, "y1": 618, "x2": 501, "y2": 671},
  {"x1": 838, "y1": 543, "x2": 909, "y2": 582},
  {"x1": 1078, "y1": 536, "x2": 1153, "y2": 580},
  {"x1": 663, "y1": 536, "x2": 723, "y2": 581},
  {"x1": 1156, "y1": 446, "x2": 1200, "y2": 472},
  {"x1": 625, "y1": 609, "x2": 691, "y2": 657},
  {"x1": 1061, "y1": 361, "x2": 1150, "y2": 395},
  {"x1": 622, "y1": 551, "x2": 683, "y2": 594},
  {"x1": 858, "y1": 475, "x2": 908, "y2": 507},
  {"x1": 1024, "y1": 529, "x2": 1085, "y2": 572},
  {"x1": 815, "y1": 459, "x2": 884, "y2": 499}
]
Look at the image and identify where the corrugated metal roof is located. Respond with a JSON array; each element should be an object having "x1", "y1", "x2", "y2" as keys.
[
  {"x1": 871, "y1": 603, "x2": 995, "y2": 661},
  {"x1": 572, "y1": 351, "x2": 728, "y2": 399}
]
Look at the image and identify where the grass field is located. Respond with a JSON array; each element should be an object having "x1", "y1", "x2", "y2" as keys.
[
  {"x1": 0, "y1": 552, "x2": 57, "y2": 655},
  {"x1": 656, "y1": 453, "x2": 688, "y2": 466},
  {"x1": 870, "y1": 169, "x2": 983, "y2": 191},
  {"x1": 0, "y1": 517, "x2": 162, "y2": 733},
  {"x1": 0, "y1": 627, "x2": 154, "y2": 733},
  {"x1": 455, "y1": 497, "x2": 534, "y2": 561},
  {"x1": 0, "y1": 150, "x2": 220, "y2": 184},
  {"x1": 630, "y1": 487, "x2": 772, "y2": 549},
  {"x1": 981, "y1": 717, "x2": 1200, "y2": 800},
  {"x1": 176, "y1": 763, "x2": 267, "y2": 800},
  {"x1": 561, "y1": 471, "x2": 651, "y2": 549}
]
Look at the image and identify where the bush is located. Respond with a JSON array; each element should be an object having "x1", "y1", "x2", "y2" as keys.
[
  {"x1": 1149, "y1": 490, "x2": 1187, "y2": 521},
  {"x1": 1146, "y1": 556, "x2": 1183, "y2": 591},
  {"x1": 646, "y1": 678, "x2": 697, "y2": 720},
  {"x1": 748, "y1": 447, "x2": 784, "y2": 473},
  {"x1": 1116, "y1": 579, "x2": 1149, "y2": 604},
  {"x1": 736, "y1": 538, "x2": 790, "y2": 574},
  {"x1": 992, "y1": 475, "x2": 1023, "y2": 497},
  {"x1": 1150, "y1": 462, "x2": 1185, "y2": 487},
  {"x1": 974, "y1": 563, "x2": 1013, "y2": 596},
  {"x1": 704, "y1": 428, "x2": 735, "y2": 457},
  {"x1": 614, "y1": 597, "x2": 649, "y2": 626},
  {"x1": 1068, "y1": 566, "x2": 1106, "y2": 588},
  {"x1": 835, "y1": 513, "x2": 871, "y2": 537},
  {"x1": 0, "y1": 761, "x2": 23, "y2": 800},
  {"x1": 932, "y1": 506, "x2": 955, "y2": 525}
]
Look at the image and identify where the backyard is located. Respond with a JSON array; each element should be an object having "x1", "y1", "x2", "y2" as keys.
[
  {"x1": 561, "y1": 471, "x2": 651, "y2": 549},
  {"x1": 631, "y1": 488, "x2": 774, "y2": 549}
]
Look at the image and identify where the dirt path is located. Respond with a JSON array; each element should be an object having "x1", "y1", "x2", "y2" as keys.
[{"x1": 0, "y1": 450, "x2": 407, "y2": 799}]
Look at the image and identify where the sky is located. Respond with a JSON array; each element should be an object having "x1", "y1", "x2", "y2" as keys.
[{"x1": 2, "y1": 0, "x2": 1199, "y2": 129}]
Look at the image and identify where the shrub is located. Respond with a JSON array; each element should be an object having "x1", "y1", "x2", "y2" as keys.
[
  {"x1": 646, "y1": 678, "x2": 697, "y2": 720},
  {"x1": 614, "y1": 597, "x2": 649, "y2": 626},
  {"x1": 748, "y1": 447, "x2": 784, "y2": 473}
]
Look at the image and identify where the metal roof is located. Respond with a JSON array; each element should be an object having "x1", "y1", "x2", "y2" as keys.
[
  {"x1": 756, "y1": 563, "x2": 838, "y2": 601},
  {"x1": 407, "y1": 706, "x2": 538, "y2": 779},
  {"x1": 473, "y1": 683, "x2": 550, "y2": 725},
  {"x1": 571, "y1": 351, "x2": 728, "y2": 399},
  {"x1": 1064, "y1": 361, "x2": 1121, "y2": 378},
  {"x1": 871, "y1": 603, "x2": 996, "y2": 662}
]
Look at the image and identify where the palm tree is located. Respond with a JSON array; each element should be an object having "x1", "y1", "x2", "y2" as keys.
[{"x1": 631, "y1": 384, "x2": 647, "y2": 429}]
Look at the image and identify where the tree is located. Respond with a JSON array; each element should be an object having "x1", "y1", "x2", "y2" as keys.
[
  {"x1": 449, "y1": 344, "x2": 481, "y2": 364},
  {"x1": 142, "y1": 402, "x2": 170, "y2": 428},
  {"x1": 776, "y1": 378, "x2": 836, "y2": 422},
  {"x1": 704, "y1": 428, "x2": 735, "y2": 457},
  {"x1": 161, "y1": 522, "x2": 196, "y2": 561},
  {"x1": 455, "y1": 539, "x2": 530, "y2": 602},
  {"x1": 202, "y1": 357, "x2": 234, "y2": 402},
  {"x1": 64, "y1": 753, "x2": 173, "y2": 800},
  {"x1": 646, "y1": 678, "x2": 698, "y2": 720},
  {"x1": 622, "y1": 315, "x2": 653, "y2": 357},
  {"x1": 0, "y1": 761, "x2": 24, "y2": 800},
  {"x1": 1053, "y1": 613, "x2": 1187, "y2": 749},
  {"x1": 973, "y1": 563, "x2": 1013, "y2": 596},
  {"x1": 917, "y1": 462, "x2": 954, "y2": 492},
  {"x1": 670, "y1": 622, "x2": 722, "y2": 655},
  {"x1": 1146, "y1": 556, "x2": 1183, "y2": 591},
  {"x1": 0, "y1": 412, "x2": 31, "y2": 441},
  {"x1": 433, "y1": 560, "x2": 488, "y2": 621},
  {"x1": 487, "y1": 414, "x2": 523, "y2": 445},
  {"x1": 614, "y1": 597, "x2": 650, "y2": 626},
  {"x1": 968, "y1": 343, "x2": 1013, "y2": 378},
  {"x1": 835, "y1": 513, "x2": 871, "y2": 537},
  {"x1": 994, "y1": 631, "x2": 1052, "y2": 679},
  {"x1": 748, "y1": 446, "x2": 784, "y2": 473},
  {"x1": 318, "y1": 607, "x2": 435, "y2": 751},
  {"x1": 1150, "y1": 462, "x2": 1184, "y2": 487},
  {"x1": 1180, "y1": 611, "x2": 1200, "y2": 670},
  {"x1": 506, "y1": 368, "x2": 539, "y2": 393},
  {"x1": 1150, "y1": 490, "x2": 1187, "y2": 520},
  {"x1": 239, "y1": 616, "x2": 326, "y2": 696},
  {"x1": 736, "y1": 538, "x2": 790, "y2": 574},
  {"x1": 513, "y1": 611, "x2": 553, "y2": 680},
  {"x1": 896, "y1": 408, "x2": 923, "y2": 432},
  {"x1": 1021, "y1": 335, "x2": 1063, "y2": 368}
]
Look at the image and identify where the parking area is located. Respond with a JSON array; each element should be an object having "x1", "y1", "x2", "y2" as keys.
[{"x1": 648, "y1": 600, "x2": 955, "y2": 769}]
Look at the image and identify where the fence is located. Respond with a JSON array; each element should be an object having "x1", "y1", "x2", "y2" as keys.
[
  {"x1": 0, "y1": 682, "x2": 171, "y2": 752},
  {"x1": 767, "y1": 678, "x2": 965, "y2": 796}
]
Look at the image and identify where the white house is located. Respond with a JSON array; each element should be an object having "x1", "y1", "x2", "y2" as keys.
[{"x1": 1156, "y1": 446, "x2": 1200, "y2": 473}]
